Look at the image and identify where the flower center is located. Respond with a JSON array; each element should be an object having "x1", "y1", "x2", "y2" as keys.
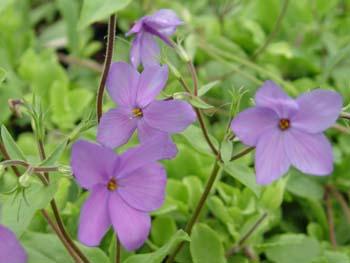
[
  {"x1": 279, "y1": 119, "x2": 290, "y2": 131},
  {"x1": 132, "y1": 108, "x2": 143, "y2": 118},
  {"x1": 107, "y1": 178, "x2": 118, "y2": 191}
]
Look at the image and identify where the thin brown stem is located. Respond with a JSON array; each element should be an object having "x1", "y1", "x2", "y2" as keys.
[
  {"x1": 0, "y1": 142, "x2": 21, "y2": 177},
  {"x1": 340, "y1": 112, "x2": 350, "y2": 120},
  {"x1": 58, "y1": 53, "x2": 103, "y2": 73},
  {"x1": 97, "y1": 15, "x2": 116, "y2": 122},
  {"x1": 187, "y1": 61, "x2": 199, "y2": 96},
  {"x1": 252, "y1": 0, "x2": 290, "y2": 59},
  {"x1": 226, "y1": 213, "x2": 268, "y2": 258},
  {"x1": 325, "y1": 186, "x2": 337, "y2": 248},
  {"x1": 116, "y1": 238, "x2": 121, "y2": 263},
  {"x1": 230, "y1": 147, "x2": 255, "y2": 161},
  {"x1": 328, "y1": 185, "x2": 350, "y2": 224}
]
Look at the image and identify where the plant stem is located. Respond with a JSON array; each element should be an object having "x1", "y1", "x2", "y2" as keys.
[
  {"x1": 225, "y1": 213, "x2": 268, "y2": 258},
  {"x1": 116, "y1": 238, "x2": 121, "y2": 263},
  {"x1": 0, "y1": 142, "x2": 21, "y2": 177},
  {"x1": 230, "y1": 147, "x2": 255, "y2": 161},
  {"x1": 328, "y1": 185, "x2": 350, "y2": 224},
  {"x1": 340, "y1": 112, "x2": 350, "y2": 120},
  {"x1": 252, "y1": 0, "x2": 290, "y2": 59},
  {"x1": 187, "y1": 61, "x2": 199, "y2": 96},
  {"x1": 325, "y1": 187, "x2": 337, "y2": 248},
  {"x1": 97, "y1": 14, "x2": 116, "y2": 123},
  {"x1": 58, "y1": 53, "x2": 103, "y2": 73}
]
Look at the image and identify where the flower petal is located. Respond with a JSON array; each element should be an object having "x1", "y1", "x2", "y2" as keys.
[
  {"x1": 291, "y1": 89, "x2": 342, "y2": 133},
  {"x1": 255, "y1": 129, "x2": 291, "y2": 184},
  {"x1": 71, "y1": 140, "x2": 118, "y2": 189},
  {"x1": 130, "y1": 33, "x2": 142, "y2": 68},
  {"x1": 284, "y1": 129, "x2": 333, "y2": 175},
  {"x1": 144, "y1": 9, "x2": 183, "y2": 36},
  {"x1": 136, "y1": 65, "x2": 168, "y2": 107},
  {"x1": 0, "y1": 225, "x2": 27, "y2": 263},
  {"x1": 78, "y1": 186, "x2": 111, "y2": 247},
  {"x1": 97, "y1": 107, "x2": 137, "y2": 149},
  {"x1": 107, "y1": 62, "x2": 140, "y2": 106},
  {"x1": 137, "y1": 119, "x2": 168, "y2": 142},
  {"x1": 109, "y1": 193, "x2": 151, "y2": 251},
  {"x1": 143, "y1": 100, "x2": 196, "y2": 133},
  {"x1": 231, "y1": 107, "x2": 279, "y2": 146},
  {"x1": 118, "y1": 163, "x2": 166, "y2": 212},
  {"x1": 118, "y1": 136, "x2": 177, "y2": 176},
  {"x1": 255, "y1": 80, "x2": 298, "y2": 118},
  {"x1": 140, "y1": 33, "x2": 161, "y2": 67}
]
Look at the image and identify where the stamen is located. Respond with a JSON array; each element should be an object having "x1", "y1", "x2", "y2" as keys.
[
  {"x1": 132, "y1": 108, "x2": 143, "y2": 118},
  {"x1": 279, "y1": 119, "x2": 290, "y2": 131},
  {"x1": 107, "y1": 178, "x2": 118, "y2": 191}
]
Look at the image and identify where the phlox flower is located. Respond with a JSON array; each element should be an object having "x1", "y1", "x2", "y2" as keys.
[
  {"x1": 231, "y1": 81, "x2": 342, "y2": 184},
  {"x1": 97, "y1": 62, "x2": 196, "y2": 149},
  {"x1": 126, "y1": 9, "x2": 183, "y2": 68},
  {"x1": 71, "y1": 138, "x2": 176, "y2": 251},
  {"x1": 0, "y1": 224, "x2": 27, "y2": 263}
]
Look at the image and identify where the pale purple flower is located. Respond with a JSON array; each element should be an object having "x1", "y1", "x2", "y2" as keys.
[
  {"x1": 71, "y1": 138, "x2": 176, "y2": 251},
  {"x1": 0, "y1": 224, "x2": 27, "y2": 263},
  {"x1": 97, "y1": 62, "x2": 196, "y2": 149},
  {"x1": 231, "y1": 81, "x2": 342, "y2": 185},
  {"x1": 126, "y1": 9, "x2": 183, "y2": 68}
]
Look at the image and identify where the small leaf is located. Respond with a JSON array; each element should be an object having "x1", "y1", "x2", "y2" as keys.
[
  {"x1": 40, "y1": 140, "x2": 67, "y2": 167},
  {"x1": 173, "y1": 92, "x2": 214, "y2": 109},
  {"x1": 79, "y1": 0, "x2": 132, "y2": 29},
  {"x1": 190, "y1": 224, "x2": 226, "y2": 263},
  {"x1": 198, "y1": 80, "x2": 220, "y2": 97},
  {"x1": 151, "y1": 216, "x2": 177, "y2": 246},
  {"x1": 1, "y1": 125, "x2": 27, "y2": 161}
]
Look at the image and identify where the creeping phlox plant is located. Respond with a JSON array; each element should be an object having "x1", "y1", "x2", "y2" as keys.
[{"x1": 0, "y1": 3, "x2": 349, "y2": 263}]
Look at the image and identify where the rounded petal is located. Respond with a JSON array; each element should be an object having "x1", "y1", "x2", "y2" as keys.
[
  {"x1": 143, "y1": 100, "x2": 196, "y2": 133},
  {"x1": 137, "y1": 119, "x2": 166, "y2": 142},
  {"x1": 284, "y1": 129, "x2": 333, "y2": 175},
  {"x1": 78, "y1": 186, "x2": 111, "y2": 246},
  {"x1": 118, "y1": 136, "x2": 177, "y2": 176},
  {"x1": 109, "y1": 193, "x2": 151, "y2": 251},
  {"x1": 97, "y1": 108, "x2": 137, "y2": 149},
  {"x1": 144, "y1": 9, "x2": 183, "y2": 36},
  {"x1": 130, "y1": 34, "x2": 142, "y2": 68},
  {"x1": 107, "y1": 62, "x2": 140, "y2": 106},
  {"x1": 255, "y1": 129, "x2": 291, "y2": 185},
  {"x1": 291, "y1": 89, "x2": 343, "y2": 133},
  {"x1": 118, "y1": 163, "x2": 166, "y2": 212},
  {"x1": 140, "y1": 33, "x2": 160, "y2": 67},
  {"x1": 136, "y1": 65, "x2": 168, "y2": 107},
  {"x1": 231, "y1": 107, "x2": 279, "y2": 146},
  {"x1": 0, "y1": 225, "x2": 27, "y2": 263},
  {"x1": 71, "y1": 140, "x2": 118, "y2": 189},
  {"x1": 255, "y1": 80, "x2": 298, "y2": 118}
]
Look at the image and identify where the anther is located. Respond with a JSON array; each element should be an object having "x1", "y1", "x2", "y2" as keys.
[{"x1": 279, "y1": 119, "x2": 290, "y2": 131}]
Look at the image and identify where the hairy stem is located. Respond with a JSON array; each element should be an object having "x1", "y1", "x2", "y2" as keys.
[
  {"x1": 116, "y1": 238, "x2": 121, "y2": 263},
  {"x1": 187, "y1": 61, "x2": 199, "y2": 96},
  {"x1": 97, "y1": 14, "x2": 116, "y2": 122},
  {"x1": 252, "y1": 0, "x2": 290, "y2": 59}
]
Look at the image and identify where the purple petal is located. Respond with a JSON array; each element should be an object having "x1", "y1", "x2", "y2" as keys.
[
  {"x1": 140, "y1": 33, "x2": 161, "y2": 67},
  {"x1": 291, "y1": 89, "x2": 342, "y2": 133},
  {"x1": 231, "y1": 107, "x2": 279, "y2": 146},
  {"x1": 97, "y1": 107, "x2": 137, "y2": 149},
  {"x1": 255, "y1": 80, "x2": 298, "y2": 118},
  {"x1": 144, "y1": 9, "x2": 183, "y2": 36},
  {"x1": 137, "y1": 119, "x2": 168, "y2": 142},
  {"x1": 126, "y1": 19, "x2": 145, "y2": 36},
  {"x1": 255, "y1": 129, "x2": 291, "y2": 184},
  {"x1": 0, "y1": 225, "x2": 27, "y2": 263},
  {"x1": 130, "y1": 33, "x2": 142, "y2": 68},
  {"x1": 78, "y1": 186, "x2": 111, "y2": 246},
  {"x1": 284, "y1": 129, "x2": 333, "y2": 175},
  {"x1": 143, "y1": 100, "x2": 196, "y2": 133},
  {"x1": 136, "y1": 65, "x2": 168, "y2": 107},
  {"x1": 107, "y1": 62, "x2": 140, "y2": 106},
  {"x1": 118, "y1": 163, "x2": 166, "y2": 212},
  {"x1": 118, "y1": 136, "x2": 177, "y2": 176},
  {"x1": 71, "y1": 141, "x2": 118, "y2": 189},
  {"x1": 109, "y1": 193, "x2": 151, "y2": 251}
]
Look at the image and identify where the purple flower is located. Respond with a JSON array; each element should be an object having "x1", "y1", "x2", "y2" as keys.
[
  {"x1": 0, "y1": 224, "x2": 27, "y2": 263},
  {"x1": 71, "y1": 138, "x2": 176, "y2": 251},
  {"x1": 126, "y1": 9, "x2": 183, "y2": 68},
  {"x1": 97, "y1": 62, "x2": 196, "y2": 149},
  {"x1": 231, "y1": 81, "x2": 342, "y2": 185}
]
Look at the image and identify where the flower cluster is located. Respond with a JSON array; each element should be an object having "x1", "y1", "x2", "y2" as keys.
[{"x1": 71, "y1": 9, "x2": 195, "y2": 251}]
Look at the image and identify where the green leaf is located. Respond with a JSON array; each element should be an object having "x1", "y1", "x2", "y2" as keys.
[
  {"x1": 198, "y1": 80, "x2": 220, "y2": 96},
  {"x1": 0, "y1": 180, "x2": 57, "y2": 235},
  {"x1": 40, "y1": 140, "x2": 67, "y2": 167},
  {"x1": 151, "y1": 216, "x2": 177, "y2": 246},
  {"x1": 223, "y1": 162, "x2": 261, "y2": 197},
  {"x1": 190, "y1": 224, "x2": 226, "y2": 263},
  {"x1": 124, "y1": 230, "x2": 190, "y2": 263},
  {"x1": 78, "y1": 0, "x2": 132, "y2": 28},
  {"x1": 324, "y1": 251, "x2": 350, "y2": 263},
  {"x1": 183, "y1": 176, "x2": 203, "y2": 211},
  {"x1": 173, "y1": 92, "x2": 214, "y2": 109},
  {"x1": 263, "y1": 234, "x2": 320, "y2": 263},
  {"x1": 260, "y1": 179, "x2": 286, "y2": 210},
  {"x1": 1, "y1": 125, "x2": 27, "y2": 161}
]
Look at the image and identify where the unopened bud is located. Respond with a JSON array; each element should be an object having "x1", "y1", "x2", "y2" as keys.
[{"x1": 19, "y1": 167, "x2": 33, "y2": 188}]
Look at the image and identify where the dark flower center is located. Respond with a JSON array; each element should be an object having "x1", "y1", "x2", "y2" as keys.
[
  {"x1": 279, "y1": 119, "x2": 290, "y2": 131},
  {"x1": 132, "y1": 108, "x2": 143, "y2": 118},
  {"x1": 107, "y1": 178, "x2": 118, "y2": 191}
]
